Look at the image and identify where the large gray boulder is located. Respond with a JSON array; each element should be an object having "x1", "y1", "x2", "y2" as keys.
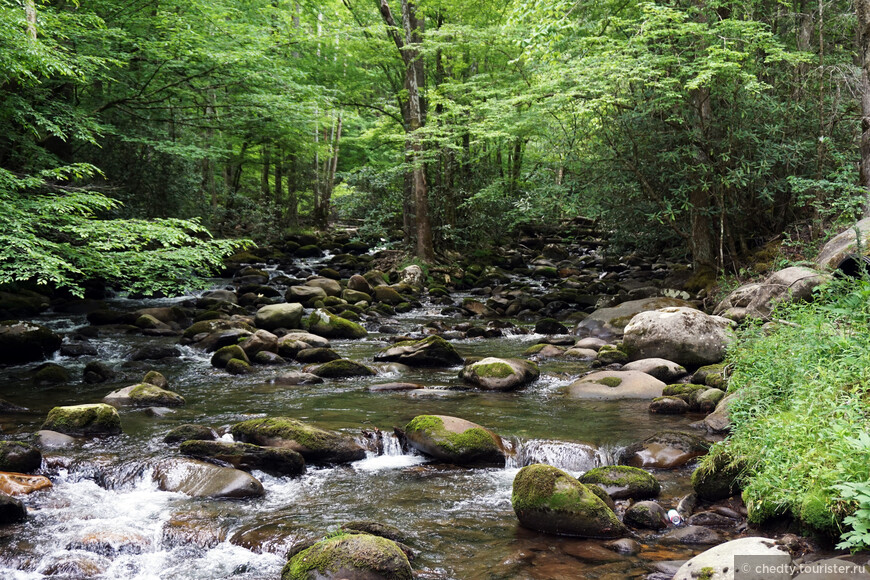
[
  {"x1": 0, "y1": 321, "x2": 62, "y2": 364},
  {"x1": 404, "y1": 415, "x2": 506, "y2": 466},
  {"x1": 511, "y1": 464, "x2": 627, "y2": 538},
  {"x1": 282, "y1": 533, "x2": 412, "y2": 580},
  {"x1": 566, "y1": 370, "x2": 665, "y2": 400},
  {"x1": 673, "y1": 537, "x2": 791, "y2": 580},
  {"x1": 374, "y1": 335, "x2": 463, "y2": 367},
  {"x1": 715, "y1": 266, "x2": 829, "y2": 322},
  {"x1": 304, "y1": 277, "x2": 341, "y2": 296},
  {"x1": 623, "y1": 307, "x2": 735, "y2": 366},
  {"x1": 459, "y1": 357, "x2": 539, "y2": 391},
  {"x1": 574, "y1": 297, "x2": 695, "y2": 340},
  {"x1": 816, "y1": 217, "x2": 870, "y2": 271},
  {"x1": 622, "y1": 358, "x2": 687, "y2": 382},
  {"x1": 152, "y1": 458, "x2": 264, "y2": 499},
  {"x1": 254, "y1": 303, "x2": 303, "y2": 331}
]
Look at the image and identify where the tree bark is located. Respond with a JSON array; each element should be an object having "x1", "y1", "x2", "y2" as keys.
[
  {"x1": 858, "y1": 0, "x2": 870, "y2": 214},
  {"x1": 24, "y1": 0, "x2": 36, "y2": 40}
]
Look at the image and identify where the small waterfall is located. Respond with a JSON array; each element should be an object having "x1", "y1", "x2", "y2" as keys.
[{"x1": 506, "y1": 439, "x2": 612, "y2": 473}]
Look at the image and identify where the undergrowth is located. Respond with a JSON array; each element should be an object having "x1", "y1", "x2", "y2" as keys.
[{"x1": 703, "y1": 276, "x2": 870, "y2": 548}]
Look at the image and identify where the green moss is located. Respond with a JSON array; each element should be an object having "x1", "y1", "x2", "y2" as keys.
[
  {"x1": 594, "y1": 377, "x2": 623, "y2": 388},
  {"x1": 42, "y1": 403, "x2": 122, "y2": 436},
  {"x1": 798, "y1": 487, "x2": 841, "y2": 536},
  {"x1": 662, "y1": 383, "x2": 705, "y2": 396},
  {"x1": 307, "y1": 309, "x2": 367, "y2": 339},
  {"x1": 312, "y1": 359, "x2": 376, "y2": 378},
  {"x1": 231, "y1": 417, "x2": 339, "y2": 454},
  {"x1": 128, "y1": 383, "x2": 185, "y2": 406},
  {"x1": 523, "y1": 344, "x2": 548, "y2": 355},
  {"x1": 579, "y1": 465, "x2": 660, "y2": 499},
  {"x1": 698, "y1": 566, "x2": 715, "y2": 580},
  {"x1": 471, "y1": 361, "x2": 514, "y2": 379},
  {"x1": 282, "y1": 533, "x2": 411, "y2": 580},
  {"x1": 405, "y1": 415, "x2": 499, "y2": 457}
]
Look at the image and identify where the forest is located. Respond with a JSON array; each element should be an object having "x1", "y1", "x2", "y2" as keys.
[{"x1": 3, "y1": 0, "x2": 868, "y2": 295}]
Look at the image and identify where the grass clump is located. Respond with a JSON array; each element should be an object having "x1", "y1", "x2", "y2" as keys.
[{"x1": 703, "y1": 277, "x2": 870, "y2": 546}]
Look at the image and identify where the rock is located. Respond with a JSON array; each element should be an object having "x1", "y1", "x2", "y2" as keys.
[
  {"x1": 31, "y1": 363, "x2": 70, "y2": 384},
  {"x1": 164, "y1": 424, "x2": 217, "y2": 444},
  {"x1": 282, "y1": 533, "x2": 412, "y2": 580},
  {"x1": 662, "y1": 525, "x2": 723, "y2": 545},
  {"x1": 603, "y1": 538, "x2": 640, "y2": 555},
  {"x1": 143, "y1": 370, "x2": 168, "y2": 389},
  {"x1": 687, "y1": 511, "x2": 741, "y2": 528},
  {"x1": 673, "y1": 537, "x2": 791, "y2": 580},
  {"x1": 87, "y1": 308, "x2": 138, "y2": 325},
  {"x1": 198, "y1": 289, "x2": 238, "y2": 307},
  {"x1": 623, "y1": 358, "x2": 687, "y2": 382},
  {"x1": 0, "y1": 493, "x2": 26, "y2": 524},
  {"x1": 579, "y1": 465, "x2": 660, "y2": 499},
  {"x1": 566, "y1": 370, "x2": 665, "y2": 400},
  {"x1": 701, "y1": 392, "x2": 741, "y2": 434},
  {"x1": 60, "y1": 341, "x2": 98, "y2": 357},
  {"x1": 0, "y1": 472, "x2": 52, "y2": 495},
  {"x1": 374, "y1": 335, "x2": 464, "y2": 367},
  {"x1": 66, "y1": 530, "x2": 151, "y2": 557},
  {"x1": 404, "y1": 415, "x2": 506, "y2": 467},
  {"x1": 624, "y1": 500, "x2": 669, "y2": 530},
  {"x1": 348, "y1": 274, "x2": 373, "y2": 294},
  {"x1": 153, "y1": 458, "x2": 264, "y2": 499},
  {"x1": 305, "y1": 277, "x2": 342, "y2": 296},
  {"x1": 231, "y1": 417, "x2": 365, "y2": 464},
  {"x1": 129, "y1": 344, "x2": 181, "y2": 361},
  {"x1": 35, "y1": 430, "x2": 79, "y2": 448},
  {"x1": 254, "y1": 303, "x2": 303, "y2": 331},
  {"x1": 0, "y1": 398, "x2": 27, "y2": 413},
  {"x1": 817, "y1": 217, "x2": 870, "y2": 272},
  {"x1": 649, "y1": 397, "x2": 690, "y2": 415},
  {"x1": 524, "y1": 343, "x2": 567, "y2": 358},
  {"x1": 691, "y1": 452, "x2": 745, "y2": 501},
  {"x1": 462, "y1": 298, "x2": 498, "y2": 317},
  {"x1": 340, "y1": 521, "x2": 411, "y2": 545},
  {"x1": 794, "y1": 557, "x2": 870, "y2": 580},
  {"x1": 563, "y1": 347, "x2": 598, "y2": 360},
  {"x1": 595, "y1": 344, "x2": 628, "y2": 365},
  {"x1": 296, "y1": 347, "x2": 341, "y2": 364},
  {"x1": 253, "y1": 351, "x2": 285, "y2": 365},
  {"x1": 342, "y1": 288, "x2": 371, "y2": 303},
  {"x1": 211, "y1": 344, "x2": 250, "y2": 368},
  {"x1": 180, "y1": 440, "x2": 305, "y2": 477},
  {"x1": 459, "y1": 357, "x2": 539, "y2": 391},
  {"x1": 309, "y1": 359, "x2": 376, "y2": 378},
  {"x1": 103, "y1": 383, "x2": 185, "y2": 407},
  {"x1": 619, "y1": 431, "x2": 710, "y2": 469},
  {"x1": 692, "y1": 363, "x2": 727, "y2": 387},
  {"x1": 135, "y1": 313, "x2": 169, "y2": 330},
  {"x1": 715, "y1": 267, "x2": 829, "y2": 322},
  {"x1": 368, "y1": 382, "x2": 421, "y2": 392},
  {"x1": 0, "y1": 442, "x2": 41, "y2": 473},
  {"x1": 511, "y1": 464, "x2": 627, "y2": 538},
  {"x1": 623, "y1": 307, "x2": 735, "y2": 366},
  {"x1": 307, "y1": 309, "x2": 367, "y2": 339},
  {"x1": 0, "y1": 321, "x2": 62, "y2": 364},
  {"x1": 285, "y1": 285, "x2": 328, "y2": 304},
  {"x1": 239, "y1": 329, "x2": 279, "y2": 357},
  {"x1": 373, "y1": 286, "x2": 405, "y2": 305},
  {"x1": 535, "y1": 318, "x2": 569, "y2": 334},
  {"x1": 42, "y1": 403, "x2": 122, "y2": 437},
  {"x1": 272, "y1": 371, "x2": 323, "y2": 386},
  {"x1": 83, "y1": 361, "x2": 115, "y2": 384},
  {"x1": 574, "y1": 297, "x2": 695, "y2": 340},
  {"x1": 575, "y1": 337, "x2": 606, "y2": 351},
  {"x1": 282, "y1": 332, "x2": 331, "y2": 347},
  {"x1": 226, "y1": 358, "x2": 253, "y2": 375},
  {"x1": 400, "y1": 265, "x2": 425, "y2": 288},
  {"x1": 696, "y1": 387, "x2": 725, "y2": 412}
]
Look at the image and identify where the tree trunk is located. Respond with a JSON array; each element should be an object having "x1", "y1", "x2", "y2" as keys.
[
  {"x1": 261, "y1": 145, "x2": 271, "y2": 200},
  {"x1": 858, "y1": 0, "x2": 870, "y2": 214},
  {"x1": 24, "y1": 0, "x2": 36, "y2": 40},
  {"x1": 274, "y1": 146, "x2": 284, "y2": 205}
]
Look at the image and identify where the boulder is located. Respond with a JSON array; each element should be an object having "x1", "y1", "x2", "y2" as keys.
[
  {"x1": 649, "y1": 397, "x2": 690, "y2": 415},
  {"x1": 226, "y1": 358, "x2": 252, "y2": 375},
  {"x1": 103, "y1": 383, "x2": 185, "y2": 407},
  {"x1": 579, "y1": 465, "x2": 660, "y2": 499},
  {"x1": 307, "y1": 309, "x2": 368, "y2": 339},
  {"x1": 622, "y1": 358, "x2": 687, "y2": 382},
  {"x1": 673, "y1": 537, "x2": 791, "y2": 580},
  {"x1": 511, "y1": 464, "x2": 627, "y2": 538},
  {"x1": 231, "y1": 417, "x2": 365, "y2": 464},
  {"x1": 164, "y1": 424, "x2": 217, "y2": 444},
  {"x1": 304, "y1": 277, "x2": 342, "y2": 297},
  {"x1": 0, "y1": 472, "x2": 52, "y2": 495},
  {"x1": 374, "y1": 335, "x2": 464, "y2": 367},
  {"x1": 700, "y1": 392, "x2": 741, "y2": 434},
  {"x1": 183, "y1": 319, "x2": 255, "y2": 341},
  {"x1": 459, "y1": 357, "x2": 539, "y2": 391},
  {"x1": 347, "y1": 274, "x2": 373, "y2": 294},
  {"x1": 309, "y1": 359, "x2": 376, "y2": 378},
  {"x1": 399, "y1": 265, "x2": 425, "y2": 288},
  {"x1": 0, "y1": 321, "x2": 62, "y2": 364},
  {"x1": 662, "y1": 525, "x2": 723, "y2": 545},
  {"x1": 535, "y1": 318, "x2": 569, "y2": 335},
  {"x1": 574, "y1": 297, "x2": 695, "y2": 340},
  {"x1": 816, "y1": 217, "x2": 870, "y2": 271},
  {"x1": 566, "y1": 370, "x2": 665, "y2": 400},
  {"x1": 180, "y1": 440, "x2": 305, "y2": 477},
  {"x1": 691, "y1": 452, "x2": 745, "y2": 501},
  {"x1": 282, "y1": 533, "x2": 412, "y2": 580},
  {"x1": 715, "y1": 267, "x2": 829, "y2": 322},
  {"x1": 0, "y1": 493, "x2": 26, "y2": 524},
  {"x1": 373, "y1": 286, "x2": 405, "y2": 305},
  {"x1": 280, "y1": 332, "x2": 331, "y2": 348},
  {"x1": 41, "y1": 404, "x2": 122, "y2": 437},
  {"x1": 295, "y1": 347, "x2": 341, "y2": 364},
  {"x1": 240, "y1": 329, "x2": 279, "y2": 357},
  {"x1": 624, "y1": 500, "x2": 669, "y2": 530},
  {"x1": 623, "y1": 307, "x2": 735, "y2": 366},
  {"x1": 35, "y1": 430, "x2": 79, "y2": 449},
  {"x1": 0, "y1": 442, "x2": 42, "y2": 473},
  {"x1": 83, "y1": 361, "x2": 115, "y2": 384},
  {"x1": 272, "y1": 371, "x2": 324, "y2": 386},
  {"x1": 404, "y1": 415, "x2": 506, "y2": 467},
  {"x1": 152, "y1": 458, "x2": 264, "y2": 499},
  {"x1": 285, "y1": 285, "x2": 328, "y2": 304},
  {"x1": 618, "y1": 431, "x2": 709, "y2": 469}
]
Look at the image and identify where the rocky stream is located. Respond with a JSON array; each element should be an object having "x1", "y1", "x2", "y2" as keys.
[{"x1": 0, "y1": 222, "x2": 864, "y2": 579}]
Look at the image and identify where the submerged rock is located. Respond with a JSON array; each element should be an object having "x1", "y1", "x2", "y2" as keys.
[
  {"x1": 309, "y1": 359, "x2": 376, "y2": 379},
  {"x1": 566, "y1": 370, "x2": 665, "y2": 400},
  {"x1": 163, "y1": 424, "x2": 218, "y2": 444},
  {"x1": 41, "y1": 403, "x2": 122, "y2": 437},
  {"x1": 404, "y1": 415, "x2": 506, "y2": 467},
  {"x1": 579, "y1": 465, "x2": 660, "y2": 500},
  {"x1": 459, "y1": 357, "x2": 539, "y2": 391},
  {"x1": 152, "y1": 458, "x2": 264, "y2": 499},
  {"x1": 511, "y1": 464, "x2": 627, "y2": 538},
  {"x1": 0, "y1": 493, "x2": 26, "y2": 524},
  {"x1": 0, "y1": 442, "x2": 41, "y2": 473},
  {"x1": 231, "y1": 417, "x2": 365, "y2": 464},
  {"x1": 282, "y1": 533, "x2": 412, "y2": 580},
  {"x1": 618, "y1": 431, "x2": 709, "y2": 469},
  {"x1": 180, "y1": 440, "x2": 305, "y2": 476},
  {"x1": 374, "y1": 335, "x2": 464, "y2": 367}
]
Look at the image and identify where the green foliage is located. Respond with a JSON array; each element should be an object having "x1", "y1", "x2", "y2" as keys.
[{"x1": 706, "y1": 278, "x2": 870, "y2": 543}]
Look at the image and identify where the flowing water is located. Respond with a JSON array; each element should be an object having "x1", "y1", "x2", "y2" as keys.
[{"x1": 0, "y1": 281, "x2": 720, "y2": 579}]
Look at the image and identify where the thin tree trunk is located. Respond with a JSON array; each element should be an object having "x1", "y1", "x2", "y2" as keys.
[
  {"x1": 24, "y1": 0, "x2": 36, "y2": 40},
  {"x1": 261, "y1": 144, "x2": 271, "y2": 199},
  {"x1": 275, "y1": 146, "x2": 284, "y2": 205},
  {"x1": 859, "y1": 0, "x2": 870, "y2": 214}
]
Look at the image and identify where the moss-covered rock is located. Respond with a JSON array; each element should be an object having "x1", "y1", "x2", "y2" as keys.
[
  {"x1": 143, "y1": 371, "x2": 169, "y2": 389},
  {"x1": 282, "y1": 533, "x2": 412, "y2": 580},
  {"x1": 567, "y1": 370, "x2": 665, "y2": 400},
  {"x1": 624, "y1": 500, "x2": 669, "y2": 530},
  {"x1": 307, "y1": 309, "x2": 367, "y2": 339},
  {"x1": 596, "y1": 344, "x2": 629, "y2": 365},
  {"x1": 211, "y1": 344, "x2": 250, "y2": 368},
  {"x1": 341, "y1": 289, "x2": 371, "y2": 304},
  {"x1": 0, "y1": 441, "x2": 41, "y2": 473},
  {"x1": 374, "y1": 335, "x2": 463, "y2": 367},
  {"x1": 619, "y1": 431, "x2": 710, "y2": 470},
  {"x1": 691, "y1": 451, "x2": 746, "y2": 501},
  {"x1": 180, "y1": 440, "x2": 305, "y2": 477},
  {"x1": 226, "y1": 358, "x2": 253, "y2": 375},
  {"x1": 649, "y1": 396, "x2": 690, "y2": 415},
  {"x1": 231, "y1": 417, "x2": 365, "y2": 464},
  {"x1": 42, "y1": 403, "x2": 122, "y2": 437},
  {"x1": 579, "y1": 465, "x2": 661, "y2": 500},
  {"x1": 31, "y1": 363, "x2": 70, "y2": 385},
  {"x1": 309, "y1": 359, "x2": 376, "y2": 379},
  {"x1": 523, "y1": 343, "x2": 567, "y2": 358},
  {"x1": 403, "y1": 415, "x2": 506, "y2": 467},
  {"x1": 182, "y1": 318, "x2": 254, "y2": 340},
  {"x1": 692, "y1": 363, "x2": 728, "y2": 388},
  {"x1": 104, "y1": 383, "x2": 185, "y2": 407},
  {"x1": 254, "y1": 303, "x2": 303, "y2": 332},
  {"x1": 459, "y1": 357, "x2": 539, "y2": 391},
  {"x1": 164, "y1": 424, "x2": 217, "y2": 444},
  {"x1": 0, "y1": 321, "x2": 62, "y2": 364},
  {"x1": 511, "y1": 464, "x2": 627, "y2": 538},
  {"x1": 296, "y1": 347, "x2": 341, "y2": 364}
]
